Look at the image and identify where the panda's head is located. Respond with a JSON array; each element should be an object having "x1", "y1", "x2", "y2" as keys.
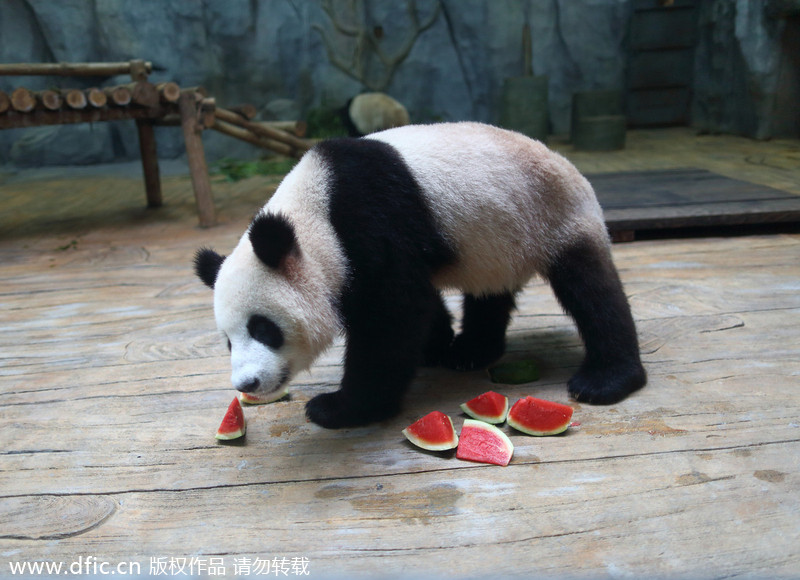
[{"x1": 194, "y1": 213, "x2": 334, "y2": 398}]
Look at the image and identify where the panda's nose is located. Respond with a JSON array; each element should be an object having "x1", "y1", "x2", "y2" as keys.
[{"x1": 237, "y1": 378, "x2": 260, "y2": 393}]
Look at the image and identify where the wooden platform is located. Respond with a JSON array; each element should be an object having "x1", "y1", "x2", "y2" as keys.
[
  {"x1": 1, "y1": 129, "x2": 799, "y2": 578},
  {"x1": 592, "y1": 168, "x2": 800, "y2": 237}
]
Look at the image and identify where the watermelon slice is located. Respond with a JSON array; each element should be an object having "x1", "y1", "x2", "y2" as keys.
[
  {"x1": 456, "y1": 419, "x2": 514, "y2": 466},
  {"x1": 402, "y1": 411, "x2": 458, "y2": 451},
  {"x1": 215, "y1": 397, "x2": 246, "y2": 440},
  {"x1": 460, "y1": 391, "x2": 509, "y2": 424},
  {"x1": 488, "y1": 359, "x2": 540, "y2": 384},
  {"x1": 239, "y1": 386, "x2": 288, "y2": 405},
  {"x1": 507, "y1": 396, "x2": 573, "y2": 436}
]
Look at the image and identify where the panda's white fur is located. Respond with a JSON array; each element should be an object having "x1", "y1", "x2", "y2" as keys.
[
  {"x1": 213, "y1": 154, "x2": 346, "y2": 397},
  {"x1": 196, "y1": 122, "x2": 646, "y2": 428},
  {"x1": 347, "y1": 92, "x2": 410, "y2": 136},
  {"x1": 369, "y1": 123, "x2": 607, "y2": 295}
]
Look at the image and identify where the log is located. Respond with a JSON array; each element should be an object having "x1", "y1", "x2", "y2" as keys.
[
  {"x1": 228, "y1": 103, "x2": 258, "y2": 120},
  {"x1": 136, "y1": 120, "x2": 162, "y2": 208},
  {"x1": 211, "y1": 118, "x2": 296, "y2": 158},
  {"x1": 126, "y1": 82, "x2": 158, "y2": 107},
  {"x1": 0, "y1": 90, "x2": 9, "y2": 114},
  {"x1": 179, "y1": 91, "x2": 216, "y2": 227},
  {"x1": 215, "y1": 107, "x2": 310, "y2": 155},
  {"x1": 156, "y1": 82, "x2": 181, "y2": 103},
  {"x1": 104, "y1": 85, "x2": 132, "y2": 106},
  {"x1": 10, "y1": 87, "x2": 36, "y2": 112},
  {"x1": 0, "y1": 105, "x2": 173, "y2": 130},
  {"x1": 0, "y1": 61, "x2": 153, "y2": 77},
  {"x1": 182, "y1": 86, "x2": 209, "y2": 98},
  {"x1": 262, "y1": 120, "x2": 307, "y2": 138},
  {"x1": 128, "y1": 59, "x2": 149, "y2": 83},
  {"x1": 63, "y1": 88, "x2": 87, "y2": 110},
  {"x1": 38, "y1": 89, "x2": 63, "y2": 111},
  {"x1": 86, "y1": 88, "x2": 107, "y2": 108},
  {"x1": 198, "y1": 97, "x2": 216, "y2": 129}
]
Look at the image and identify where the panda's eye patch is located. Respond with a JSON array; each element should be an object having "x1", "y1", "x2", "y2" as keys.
[{"x1": 247, "y1": 315, "x2": 284, "y2": 349}]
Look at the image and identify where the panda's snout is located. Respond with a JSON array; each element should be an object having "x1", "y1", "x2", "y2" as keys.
[{"x1": 236, "y1": 378, "x2": 260, "y2": 393}]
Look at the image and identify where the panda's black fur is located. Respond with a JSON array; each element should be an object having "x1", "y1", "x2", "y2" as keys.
[
  {"x1": 195, "y1": 123, "x2": 647, "y2": 429},
  {"x1": 306, "y1": 139, "x2": 459, "y2": 426}
]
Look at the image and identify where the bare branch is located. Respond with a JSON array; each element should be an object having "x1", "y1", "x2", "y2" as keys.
[{"x1": 313, "y1": 0, "x2": 442, "y2": 92}]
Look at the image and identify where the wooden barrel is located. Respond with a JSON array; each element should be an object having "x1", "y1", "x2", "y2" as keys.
[
  {"x1": 573, "y1": 115, "x2": 627, "y2": 151},
  {"x1": 571, "y1": 89, "x2": 626, "y2": 151},
  {"x1": 500, "y1": 75, "x2": 548, "y2": 142}
]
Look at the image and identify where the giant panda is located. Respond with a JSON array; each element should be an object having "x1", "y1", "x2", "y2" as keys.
[{"x1": 195, "y1": 122, "x2": 647, "y2": 429}]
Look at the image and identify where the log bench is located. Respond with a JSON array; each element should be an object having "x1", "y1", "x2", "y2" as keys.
[{"x1": 1, "y1": 60, "x2": 214, "y2": 227}]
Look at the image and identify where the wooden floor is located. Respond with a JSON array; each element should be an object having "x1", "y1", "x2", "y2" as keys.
[{"x1": 1, "y1": 128, "x2": 799, "y2": 578}]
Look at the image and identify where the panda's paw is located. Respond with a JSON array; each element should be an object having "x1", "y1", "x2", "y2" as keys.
[
  {"x1": 442, "y1": 333, "x2": 505, "y2": 372},
  {"x1": 306, "y1": 391, "x2": 397, "y2": 429},
  {"x1": 567, "y1": 361, "x2": 647, "y2": 405}
]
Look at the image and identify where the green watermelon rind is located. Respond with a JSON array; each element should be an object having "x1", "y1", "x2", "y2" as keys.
[
  {"x1": 507, "y1": 396, "x2": 573, "y2": 436},
  {"x1": 459, "y1": 391, "x2": 509, "y2": 424},
  {"x1": 487, "y1": 359, "x2": 540, "y2": 385}
]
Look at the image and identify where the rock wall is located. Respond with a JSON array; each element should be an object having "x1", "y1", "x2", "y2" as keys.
[
  {"x1": 0, "y1": 0, "x2": 632, "y2": 167},
  {"x1": 0, "y1": 0, "x2": 794, "y2": 168},
  {"x1": 693, "y1": 0, "x2": 799, "y2": 139}
]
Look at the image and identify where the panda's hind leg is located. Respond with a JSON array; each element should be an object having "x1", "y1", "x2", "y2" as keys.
[
  {"x1": 546, "y1": 237, "x2": 647, "y2": 404},
  {"x1": 442, "y1": 292, "x2": 516, "y2": 371}
]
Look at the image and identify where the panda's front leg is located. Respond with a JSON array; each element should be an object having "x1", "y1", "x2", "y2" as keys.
[{"x1": 305, "y1": 280, "x2": 441, "y2": 429}]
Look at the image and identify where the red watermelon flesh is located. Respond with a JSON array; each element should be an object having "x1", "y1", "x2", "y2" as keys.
[
  {"x1": 402, "y1": 411, "x2": 458, "y2": 451},
  {"x1": 507, "y1": 396, "x2": 573, "y2": 436},
  {"x1": 215, "y1": 397, "x2": 246, "y2": 440},
  {"x1": 460, "y1": 390, "x2": 509, "y2": 424},
  {"x1": 456, "y1": 419, "x2": 514, "y2": 466}
]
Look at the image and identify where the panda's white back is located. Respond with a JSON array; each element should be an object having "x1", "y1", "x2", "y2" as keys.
[{"x1": 367, "y1": 122, "x2": 608, "y2": 295}]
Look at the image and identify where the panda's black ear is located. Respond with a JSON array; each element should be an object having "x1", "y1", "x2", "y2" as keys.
[
  {"x1": 249, "y1": 213, "x2": 299, "y2": 271},
  {"x1": 194, "y1": 248, "x2": 225, "y2": 289}
]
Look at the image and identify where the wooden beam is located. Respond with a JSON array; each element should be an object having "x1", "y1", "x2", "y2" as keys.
[
  {"x1": 63, "y1": 88, "x2": 87, "y2": 110},
  {"x1": 178, "y1": 92, "x2": 215, "y2": 227},
  {"x1": 263, "y1": 120, "x2": 307, "y2": 137},
  {"x1": 104, "y1": 85, "x2": 132, "y2": 106},
  {"x1": 0, "y1": 60, "x2": 153, "y2": 77},
  {"x1": 0, "y1": 105, "x2": 174, "y2": 130},
  {"x1": 136, "y1": 120, "x2": 163, "y2": 209},
  {"x1": 126, "y1": 82, "x2": 159, "y2": 107},
  {"x1": 214, "y1": 107, "x2": 311, "y2": 157},
  {"x1": 38, "y1": 89, "x2": 63, "y2": 111},
  {"x1": 0, "y1": 90, "x2": 9, "y2": 114},
  {"x1": 211, "y1": 118, "x2": 296, "y2": 157},
  {"x1": 86, "y1": 87, "x2": 107, "y2": 108},
  {"x1": 128, "y1": 59, "x2": 149, "y2": 83},
  {"x1": 10, "y1": 87, "x2": 35, "y2": 112},
  {"x1": 156, "y1": 82, "x2": 181, "y2": 104}
]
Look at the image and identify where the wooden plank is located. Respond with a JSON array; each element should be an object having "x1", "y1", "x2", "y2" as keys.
[
  {"x1": 0, "y1": 60, "x2": 153, "y2": 77},
  {"x1": 178, "y1": 92, "x2": 216, "y2": 227},
  {"x1": 136, "y1": 120, "x2": 163, "y2": 208},
  {"x1": 0, "y1": 104, "x2": 175, "y2": 130},
  {"x1": 589, "y1": 169, "x2": 800, "y2": 233},
  {"x1": 1, "y1": 129, "x2": 799, "y2": 578}
]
